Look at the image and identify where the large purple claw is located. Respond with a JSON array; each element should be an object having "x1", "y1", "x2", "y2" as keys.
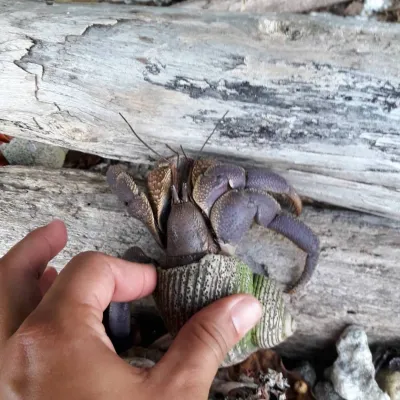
[
  {"x1": 210, "y1": 189, "x2": 280, "y2": 251},
  {"x1": 209, "y1": 187, "x2": 319, "y2": 292}
]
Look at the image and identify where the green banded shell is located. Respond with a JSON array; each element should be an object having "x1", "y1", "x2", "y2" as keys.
[{"x1": 153, "y1": 254, "x2": 296, "y2": 367}]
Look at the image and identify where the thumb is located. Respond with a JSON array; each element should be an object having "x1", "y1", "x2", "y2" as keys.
[{"x1": 151, "y1": 294, "x2": 262, "y2": 391}]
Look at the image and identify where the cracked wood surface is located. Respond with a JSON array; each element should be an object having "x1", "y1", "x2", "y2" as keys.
[
  {"x1": 176, "y1": 0, "x2": 347, "y2": 13},
  {"x1": 1, "y1": 165, "x2": 399, "y2": 357},
  {"x1": 0, "y1": 1, "x2": 399, "y2": 220}
]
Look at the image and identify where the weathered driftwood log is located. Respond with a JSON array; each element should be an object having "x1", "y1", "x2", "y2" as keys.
[
  {"x1": 176, "y1": 0, "x2": 347, "y2": 13},
  {"x1": 0, "y1": 1, "x2": 399, "y2": 220},
  {"x1": 1, "y1": 166, "x2": 399, "y2": 358}
]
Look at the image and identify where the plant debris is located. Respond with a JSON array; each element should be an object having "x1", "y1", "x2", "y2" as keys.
[{"x1": 214, "y1": 350, "x2": 315, "y2": 400}]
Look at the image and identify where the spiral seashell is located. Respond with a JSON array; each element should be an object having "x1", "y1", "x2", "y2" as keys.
[{"x1": 153, "y1": 254, "x2": 296, "y2": 366}]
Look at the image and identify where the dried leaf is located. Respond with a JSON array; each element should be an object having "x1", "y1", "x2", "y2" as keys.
[{"x1": 224, "y1": 350, "x2": 315, "y2": 400}]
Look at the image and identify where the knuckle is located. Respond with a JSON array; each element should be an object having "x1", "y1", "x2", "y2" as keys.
[
  {"x1": 3, "y1": 322, "x2": 61, "y2": 394},
  {"x1": 71, "y1": 250, "x2": 102, "y2": 265},
  {"x1": 70, "y1": 251, "x2": 114, "y2": 277},
  {"x1": 189, "y1": 317, "x2": 230, "y2": 363},
  {"x1": 12, "y1": 320, "x2": 58, "y2": 356}
]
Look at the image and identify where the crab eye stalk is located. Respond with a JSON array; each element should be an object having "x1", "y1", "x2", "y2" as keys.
[
  {"x1": 171, "y1": 185, "x2": 180, "y2": 204},
  {"x1": 182, "y1": 183, "x2": 189, "y2": 203}
]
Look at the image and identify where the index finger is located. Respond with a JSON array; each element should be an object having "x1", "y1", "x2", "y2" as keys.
[
  {"x1": 34, "y1": 251, "x2": 157, "y2": 326},
  {"x1": 1, "y1": 219, "x2": 67, "y2": 277},
  {"x1": 0, "y1": 220, "x2": 67, "y2": 346}
]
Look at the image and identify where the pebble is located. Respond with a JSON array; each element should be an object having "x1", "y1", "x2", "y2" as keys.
[
  {"x1": 314, "y1": 381, "x2": 345, "y2": 400},
  {"x1": 327, "y1": 325, "x2": 390, "y2": 400}
]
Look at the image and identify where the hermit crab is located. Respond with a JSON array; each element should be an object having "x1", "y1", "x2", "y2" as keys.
[{"x1": 104, "y1": 114, "x2": 320, "y2": 366}]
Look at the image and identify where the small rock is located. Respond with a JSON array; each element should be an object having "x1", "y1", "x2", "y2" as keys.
[
  {"x1": 314, "y1": 381, "x2": 345, "y2": 400},
  {"x1": 376, "y1": 370, "x2": 400, "y2": 400},
  {"x1": 328, "y1": 325, "x2": 390, "y2": 400},
  {"x1": 1, "y1": 138, "x2": 68, "y2": 168},
  {"x1": 293, "y1": 361, "x2": 317, "y2": 387}
]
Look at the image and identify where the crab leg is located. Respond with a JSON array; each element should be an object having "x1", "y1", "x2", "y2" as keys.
[
  {"x1": 268, "y1": 214, "x2": 320, "y2": 294},
  {"x1": 106, "y1": 165, "x2": 163, "y2": 247},
  {"x1": 104, "y1": 246, "x2": 155, "y2": 354},
  {"x1": 246, "y1": 168, "x2": 303, "y2": 216}
]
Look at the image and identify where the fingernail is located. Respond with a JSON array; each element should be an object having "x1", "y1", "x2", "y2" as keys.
[{"x1": 231, "y1": 297, "x2": 263, "y2": 335}]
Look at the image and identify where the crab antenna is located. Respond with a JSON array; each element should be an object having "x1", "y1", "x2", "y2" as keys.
[
  {"x1": 198, "y1": 110, "x2": 229, "y2": 156},
  {"x1": 119, "y1": 112, "x2": 168, "y2": 162},
  {"x1": 166, "y1": 144, "x2": 179, "y2": 157},
  {"x1": 166, "y1": 144, "x2": 180, "y2": 167},
  {"x1": 180, "y1": 145, "x2": 189, "y2": 160}
]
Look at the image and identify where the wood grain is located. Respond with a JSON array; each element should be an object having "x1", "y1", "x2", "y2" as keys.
[
  {"x1": 176, "y1": 0, "x2": 347, "y2": 13},
  {"x1": 0, "y1": 1, "x2": 399, "y2": 219}
]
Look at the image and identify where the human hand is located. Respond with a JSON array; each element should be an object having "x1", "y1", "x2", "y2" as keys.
[{"x1": 0, "y1": 220, "x2": 262, "y2": 399}]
